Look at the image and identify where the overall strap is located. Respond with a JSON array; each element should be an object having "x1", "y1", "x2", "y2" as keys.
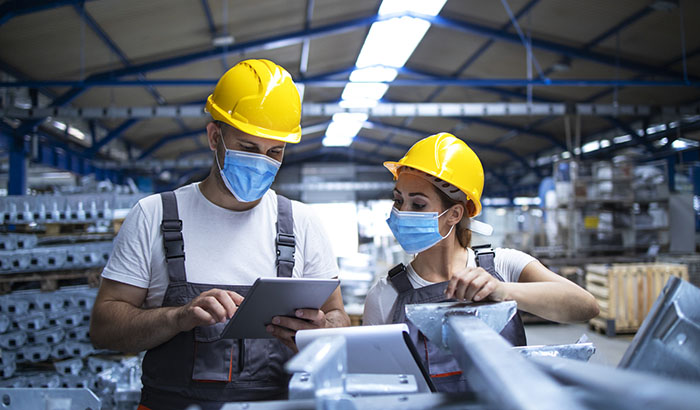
[
  {"x1": 160, "y1": 192, "x2": 186, "y2": 283},
  {"x1": 473, "y1": 244, "x2": 505, "y2": 282},
  {"x1": 275, "y1": 195, "x2": 295, "y2": 278},
  {"x1": 387, "y1": 263, "x2": 413, "y2": 293}
]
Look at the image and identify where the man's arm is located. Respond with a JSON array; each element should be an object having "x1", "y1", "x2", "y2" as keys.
[{"x1": 90, "y1": 278, "x2": 243, "y2": 353}]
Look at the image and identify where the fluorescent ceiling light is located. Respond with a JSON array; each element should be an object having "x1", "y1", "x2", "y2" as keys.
[
  {"x1": 52, "y1": 120, "x2": 67, "y2": 131},
  {"x1": 378, "y1": 0, "x2": 447, "y2": 16},
  {"x1": 323, "y1": 0, "x2": 446, "y2": 152},
  {"x1": 646, "y1": 124, "x2": 667, "y2": 134},
  {"x1": 561, "y1": 151, "x2": 572, "y2": 159},
  {"x1": 339, "y1": 99, "x2": 378, "y2": 109},
  {"x1": 514, "y1": 197, "x2": 541, "y2": 206},
  {"x1": 342, "y1": 82, "x2": 389, "y2": 102},
  {"x1": 67, "y1": 127, "x2": 85, "y2": 141},
  {"x1": 600, "y1": 139, "x2": 611, "y2": 148},
  {"x1": 349, "y1": 66, "x2": 398, "y2": 82},
  {"x1": 356, "y1": 17, "x2": 431, "y2": 68},
  {"x1": 613, "y1": 135, "x2": 633, "y2": 144},
  {"x1": 582, "y1": 140, "x2": 600, "y2": 153},
  {"x1": 323, "y1": 113, "x2": 368, "y2": 147},
  {"x1": 672, "y1": 139, "x2": 688, "y2": 149}
]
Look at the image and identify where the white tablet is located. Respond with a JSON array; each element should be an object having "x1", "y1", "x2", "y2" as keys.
[
  {"x1": 295, "y1": 324, "x2": 437, "y2": 393},
  {"x1": 221, "y1": 277, "x2": 340, "y2": 339}
]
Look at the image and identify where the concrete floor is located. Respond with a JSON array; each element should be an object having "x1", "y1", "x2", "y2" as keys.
[{"x1": 525, "y1": 323, "x2": 635, "y2": 367}]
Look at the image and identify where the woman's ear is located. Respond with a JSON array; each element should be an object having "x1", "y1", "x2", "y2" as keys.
[{"x1": 446, "y1": 204, "x2": 464, "y2": 225}]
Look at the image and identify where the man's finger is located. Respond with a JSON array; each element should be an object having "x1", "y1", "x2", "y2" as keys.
[
  {"x1": 210, "y1": 290, "x2": 237, "y2": 319},
  {"x1": 272, "y1": 316, "x2": 317, "y2": 332},
  {"x1": 200, "y1": 296, "x2": 228, "y2": 322},
  {"x1": 295, "y1": 309, "x2": 324, "y2": 325},
  {"x1": 192, "y1": 306, "x2": 216, "y2": 326},
  {"x1": 227, "y1": 291, "x2": 244, "y2": 306}
]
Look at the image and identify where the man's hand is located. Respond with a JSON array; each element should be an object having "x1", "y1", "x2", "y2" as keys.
[
  {"x1": 175, "y1": 289, "x2": 244, "y2": 332},
  {"x1": 266, "y1": 308, "x2": 327, "y2": 352},
  {"x1": 445, "y1": 267, "x2": 507, "y2": 302}
]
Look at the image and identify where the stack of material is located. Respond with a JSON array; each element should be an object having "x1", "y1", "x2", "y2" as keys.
[
  {"x1": 0, "y1": 234, "x2": 113, "y2": 273},
  {"x1": 585, "y1": 263, "x2": 689, "y2": 337},
  {"x1": 657, "y1": 254, "x2": 700, "y2": 287},
  {"x1": 0, "y1": 287, "x2": 143, "y2": 409}
]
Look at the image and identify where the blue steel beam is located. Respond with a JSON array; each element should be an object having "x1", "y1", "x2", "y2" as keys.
[
  {"x1": 5, "y1": 77, "x2": 700, "y2": 88},
  {"x1": 85, "y1": 119, "x2": 139, "y2": 156},
  {"x1": 583, "y1": 6, "x2": 652, "y2": 50},
  {"x1": 8, "y1": 133, "x2": 27, "y2": 195},
  {"x1": 358, "y1": 121, "x2": 538, "y2": 175},
  {"x1": 462, "y1": 117, "x2": 566, "y2": 150},
  {"x1": 1, "y1": 124, "x2": 125, "y2": 183},
  {"x1": 585, "y1": 44, "x2": 700, "y2": 104},
  {"x1": 72, "y1": 4, "x2": 165, "y2": 105},
  {"x1": 0, "y1": 0, "x2": 96, "y2": 26},
  {"x1": 415, "y1": 12, "x2": 699, "y2": 82},
  {"x1": 138, "y1": 129, "x2": 204, "y2": 160},
  {"x1": 604, "y1": 116, "x2": 655, "y2": 153},
  {"x1": 200, "y1": 0, "x2": 228, "y2": 72}
]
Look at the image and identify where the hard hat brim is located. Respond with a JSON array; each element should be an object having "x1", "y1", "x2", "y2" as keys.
[
  {"x1": 206, "y1": 95, "x2": 302, "y2": 144},
  {"x1": 383, "y1": 160, "x2": 482, "y2": 217}
]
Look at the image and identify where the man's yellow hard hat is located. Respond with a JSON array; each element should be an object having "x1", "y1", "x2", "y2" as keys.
[
  {"x1": 384, "y1": 132, "x2": 484, "y2": 217},
  {"x1": 206, "y1": 59, "x2": 302, "y2": 143}
]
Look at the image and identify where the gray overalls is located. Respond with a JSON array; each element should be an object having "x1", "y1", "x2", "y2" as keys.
[
  {"x1": 388, "y1": 247, "x2": 526, "y2": 393},
  {"x1": 139, "y1": 192, "x2": 296, "y2": 410}
]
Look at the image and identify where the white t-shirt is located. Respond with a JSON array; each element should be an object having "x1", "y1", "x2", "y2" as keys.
[
  {"x1": 362, "y1": 248, "x2": 536, "y2": 325},
  {"x1": 102, "y1": 183, "x2": 339, "y2": 308}
]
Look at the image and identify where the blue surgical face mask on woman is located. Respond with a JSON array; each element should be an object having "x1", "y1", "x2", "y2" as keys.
[
  {"x1": 215, "y1": 131, "x2": 281, "y2": 203},
  {"x1": 386, "y1": 207, "x2": 455, "y2": 254}
]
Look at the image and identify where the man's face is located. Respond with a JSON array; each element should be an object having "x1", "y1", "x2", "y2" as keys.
[{"x1": 217, "y1": 123, "x2": 286, "y2": 163}]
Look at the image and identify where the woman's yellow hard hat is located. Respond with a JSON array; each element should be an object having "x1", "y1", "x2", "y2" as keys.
[
  {"x1": 384, "y1": 132, "x2": 484, "y2": 217},
  {"x1": 206, "y1": 59, "x2": 302, "y2": 143}
]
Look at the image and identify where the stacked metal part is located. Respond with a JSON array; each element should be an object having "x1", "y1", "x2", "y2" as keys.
[
  {"x1": 0, "y1": 235, "x2": 113, "y2": 273},
  {"x1": 0, "y1": 193, "x2": 147, "y2": 225},
  {"x1": 0, "y1": 287, "x2": 143, "y2": 409}
]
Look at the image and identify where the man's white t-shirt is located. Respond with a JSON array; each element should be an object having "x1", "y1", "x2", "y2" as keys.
[
  {"x1": 102, "y1": 183, "x2": 339, "y2": 308},
  {"x1": 362, "y1": 248, "x2": 536, "y2": 325}
]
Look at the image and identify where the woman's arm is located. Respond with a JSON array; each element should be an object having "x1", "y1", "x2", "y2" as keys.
[{"x1": 504, "y1": 260, "x2": 599, "y2": 323}]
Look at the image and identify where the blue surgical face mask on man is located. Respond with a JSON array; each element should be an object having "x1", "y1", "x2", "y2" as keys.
[
  {"x1": 386, "y1": 207, "x2": 455, "y2": 254},
  {"x1": 215, "y1": 131, "x2": 282, "y2": 203}
]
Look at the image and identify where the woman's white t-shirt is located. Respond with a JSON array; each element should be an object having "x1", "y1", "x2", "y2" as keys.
[{"x1": 362, "y1": 248, "x2": 536, "y2": 325}]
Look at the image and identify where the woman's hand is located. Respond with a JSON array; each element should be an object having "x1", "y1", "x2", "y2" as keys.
[{"x1": 445, "y1": 267, "x2": 507, "y2": 302}]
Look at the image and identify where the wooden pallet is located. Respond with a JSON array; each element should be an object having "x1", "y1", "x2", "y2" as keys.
[
  {"x1": 0, "y1": 268, "x2": 102, "y2": 293},
  {"x1": 586, "y1": 263, "x2": 688, "y2": 336}
]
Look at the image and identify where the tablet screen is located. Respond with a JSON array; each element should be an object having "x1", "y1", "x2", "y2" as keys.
[{"x1": 221, "y1": 277, "x2": 340, "y2": 339}]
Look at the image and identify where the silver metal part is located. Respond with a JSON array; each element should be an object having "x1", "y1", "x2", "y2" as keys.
[
  {"x1": 54, "y1": 358, "x2": 84, "y2": 376},
  {"x1": 28, "y1": 326, "x2": 65, "y2": 345},
  {"x1": 286, "y1": 335, "x2": 419, "y2": 408},
  {"x1": 514, "y1": 342, "x2": 596, "y2": 362},
  {"x1": 0, "y1": 387, "x2": 101, "y2": 409},
  {"x1": 444, "y1": 315, "x2": 585, "y2": 410},
  {"x1": 344, "y1": 374, "x2": 417, "y2": 396},
  {"x1": 405, "y1": 301, "x2": 517, "y2": 349},
  {"x1": 17, "y1": 345, "x2": 51, "y2": 363},
  {"x1": 286, "y1": 336, "x2": 347, "y2": 400},
  {"x1": 0, "y1": 331, "x2": 27, "y2": 350},
  {"x1": 533, "y1": 355, "x2": 700, "y2": 410},
  {"x1": 618, "y1": 276, "x2": 700, "y2": 381},
  {"x1": 15, "y1": 312, "x2": 47, "y2": 331}
]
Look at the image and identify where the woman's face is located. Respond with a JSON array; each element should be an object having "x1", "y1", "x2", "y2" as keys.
[{"x1": 392, "y1": 172, "x2": 445, "y2": 213}]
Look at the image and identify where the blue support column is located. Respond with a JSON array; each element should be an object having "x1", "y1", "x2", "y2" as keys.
[{"x1": 8, "y1": 134, "x2": 27, "y2": 195}]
